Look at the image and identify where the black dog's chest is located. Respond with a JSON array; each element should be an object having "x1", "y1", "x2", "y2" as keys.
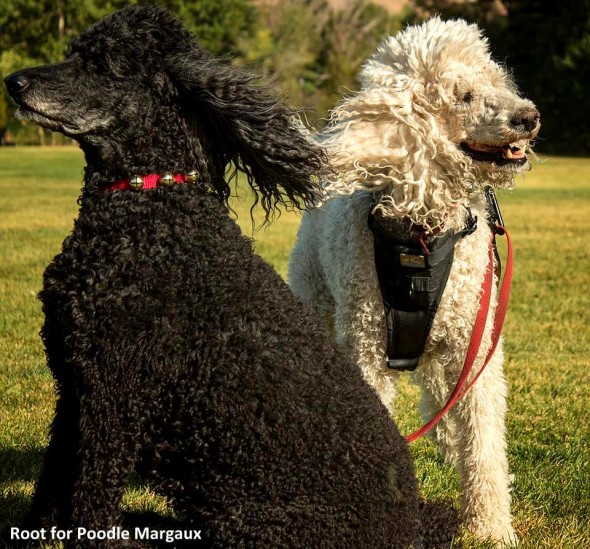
[{"x1": 38, "y1": 197, "x2": 261, "y2": 357}]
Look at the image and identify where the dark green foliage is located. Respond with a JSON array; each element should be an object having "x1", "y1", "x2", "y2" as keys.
[
  {"x1": 239, "y1": 0, "x2": 411, "y2": 123},
  {"x1": 495, "y1": 0, "x2": 590, "y2": 155},
  {"x1": 173, "y1": 0, "x2": 257, "y2": 55},
  {"x1": 318, "y1": 0, "x2": 406, "y2": 110},
  {"x1": 0, "y1": 0, "x2": 130, "y2": 62},
  {"x1": 0, "y1": 0, "x2": 256, "y2": 61}
]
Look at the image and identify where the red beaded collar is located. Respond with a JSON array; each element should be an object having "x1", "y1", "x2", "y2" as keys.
[{"x1": 105, "y1": 171, "x2": 199, "y2": 191}]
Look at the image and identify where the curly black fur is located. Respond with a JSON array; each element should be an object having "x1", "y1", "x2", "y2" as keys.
[{"x1": 4, "y1": 5, "x2": 425, "y2": 548}]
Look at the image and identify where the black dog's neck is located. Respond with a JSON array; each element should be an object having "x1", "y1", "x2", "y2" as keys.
[
  {"x1": 78, "y1": 101, "x2": 220, "y2": 184},
  {"x1": 81, "y1": 138, "x2": 204, "y2": 182},
  {"x1": 82, "y1": 151, "x2": 199, "y2": 182}
]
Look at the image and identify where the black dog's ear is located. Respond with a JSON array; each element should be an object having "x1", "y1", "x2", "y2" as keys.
[{"x1": 168, "y1": 50, "x2": 327, "y2": 218}]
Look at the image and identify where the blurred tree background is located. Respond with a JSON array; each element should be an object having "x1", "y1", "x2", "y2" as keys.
[{"x1": 0, "y1": 0, "x2": 588, "y2": 154}]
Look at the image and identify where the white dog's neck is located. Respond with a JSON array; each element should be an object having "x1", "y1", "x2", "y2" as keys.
[{"x1": 370, "y1": 184, "x2": 490, "y2": 237}]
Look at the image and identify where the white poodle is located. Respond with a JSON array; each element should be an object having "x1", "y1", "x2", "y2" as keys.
[{"x1": 289, "y1": 17, "x2": 540, "y2": 545}]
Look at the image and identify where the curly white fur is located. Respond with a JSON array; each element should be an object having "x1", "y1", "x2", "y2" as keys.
[{"x1": 290, "y1": 17, "x2": 540, "y2": 546}]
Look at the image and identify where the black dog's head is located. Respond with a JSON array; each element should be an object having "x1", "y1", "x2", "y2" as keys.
[{"x1": 4, "y1": 5, "x2": 325, "y2": 214}]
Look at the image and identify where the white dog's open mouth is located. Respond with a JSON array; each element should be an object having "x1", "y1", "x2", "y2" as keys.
[{"x1": 460, "y1": 141, "x2": 528, "y2": 166}]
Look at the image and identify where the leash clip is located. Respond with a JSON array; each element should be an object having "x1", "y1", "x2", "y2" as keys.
[
  {"x1": 484, "y1": 186, "x2": 505, "y2": 235},
  {"x1": 463, "y1": 207, "x2": 478, "y2": 236}
]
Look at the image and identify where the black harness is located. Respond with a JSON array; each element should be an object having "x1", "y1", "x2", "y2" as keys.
[
  {"x1": 368, "y1": 188, "x2": 504, "y2": 372},
  {"x1": 368, "y1": 210, "x2": 476, "y2": 370}
]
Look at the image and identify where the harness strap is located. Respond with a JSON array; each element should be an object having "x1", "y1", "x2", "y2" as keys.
[{"x1": 367, "y1": 188, "x2": 513, "y2": 442}]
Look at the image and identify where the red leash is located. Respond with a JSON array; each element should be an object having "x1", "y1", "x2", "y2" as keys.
[{"x1": 406, "y1": 227, "x2": 512, "y2": 443}]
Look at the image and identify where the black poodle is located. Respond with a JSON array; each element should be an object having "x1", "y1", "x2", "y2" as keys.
[{"x1": 4, "y1": 6, "x2": 421, "y2": 548}]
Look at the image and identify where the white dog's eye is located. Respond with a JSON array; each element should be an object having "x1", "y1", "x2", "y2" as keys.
[{"x1": 459, "y1": 91, "x2": 474, "y2": 104}]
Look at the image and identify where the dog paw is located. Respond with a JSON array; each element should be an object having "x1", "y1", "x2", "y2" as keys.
[{"x1": 463, "y1": 520, "x2": 519, "y2": 547}]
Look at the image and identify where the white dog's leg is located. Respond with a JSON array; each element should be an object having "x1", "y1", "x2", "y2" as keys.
[
  {"x1": 333, "y1": 290, "x2": 398, "y2": 412},
  {"x1": 414, "y1": 365, "x2": 460, "y2": 465},
  {"x1": 449, "y1": 342, "x2": 517, "y2": 546},
  {"x1": 289, "y1": 211, "x2": 337, "y2": 324}
]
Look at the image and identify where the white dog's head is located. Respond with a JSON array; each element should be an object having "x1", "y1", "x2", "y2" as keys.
[{"x1": 321, "y1": 17, "x2": 540, "y2": 231}]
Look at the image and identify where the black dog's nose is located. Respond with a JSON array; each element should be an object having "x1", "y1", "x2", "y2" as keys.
[
  {"x1": 510, "y1": 108, "x2": 540, "y2": 133},
  {"x1": 4, "y1": 72, "x2": 30, "y2": 98}
]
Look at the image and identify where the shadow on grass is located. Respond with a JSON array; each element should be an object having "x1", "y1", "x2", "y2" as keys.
[
  {"x1": 420, "y1": 498, "x2": 463, "y2": 549},
  {"x1": 0, "y1": 447, "x2": 462, "y2": 548},
  {"x1": 0, "y1": 446, "x2": 44, "y2": 484},
  {"x1": 0, "y1": 449, "x2": 186, "y2": 547},
  {"x1": 0, "y1": 492, "x2": 34, "y2": 547},
  {"x1": 0, "y1": 446, "x2": 43, "y2": 541}
]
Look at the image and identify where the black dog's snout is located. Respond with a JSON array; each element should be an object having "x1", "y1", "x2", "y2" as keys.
[
  {"x1": 4, "y1": 72, "x2": 30, "y2": 98},
  {"x1": 510, "y1": 108, "x2": 540, "y2": 133}
]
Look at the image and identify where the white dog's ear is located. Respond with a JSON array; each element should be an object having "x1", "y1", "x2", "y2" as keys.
[
  {"x1": 168, "y1": 49, "x2": 326, "y2": 217},
  {"x1": 321, "y1": 90, "x2": 472, "y2": 232},
  {"x1": 321, "y1": 90, "x2": 421, "y2": 186}
]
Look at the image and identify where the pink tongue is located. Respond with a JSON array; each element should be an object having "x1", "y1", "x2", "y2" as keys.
[
  {"x1": 504, "y1": 147, "x2": 525, "y2": 159},
  {"x1": 468, "y1": 142, "x2": 526, "y2": 159},
  {"x1": 469, "y1": 143, "x2": 503, "y2": 153}
]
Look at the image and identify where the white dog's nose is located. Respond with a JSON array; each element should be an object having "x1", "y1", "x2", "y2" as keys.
[{"x1": 510, "y1": 108, "x2": 540, "y2": 133}]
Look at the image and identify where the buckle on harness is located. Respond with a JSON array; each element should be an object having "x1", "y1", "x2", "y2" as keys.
[
  {"x1": 399, "y1": 253, "x2": 426, "y2": 269},
  {"x1": 388, "y1": 357, "x2": 419, "y2": 370}
]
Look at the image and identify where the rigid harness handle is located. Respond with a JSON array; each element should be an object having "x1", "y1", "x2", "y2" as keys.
[{"x1": 405, "y1": 226, "x2": 512, "y2": 443}]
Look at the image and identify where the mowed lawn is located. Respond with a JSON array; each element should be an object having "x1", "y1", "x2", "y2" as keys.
[{"x1": 0, "y1": 147, "x2": 588, "y2": 547}]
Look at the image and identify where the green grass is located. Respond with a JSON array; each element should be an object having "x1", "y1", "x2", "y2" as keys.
[{"x1": 1, "y1": 147, "x2": 589, "y2": 547}]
